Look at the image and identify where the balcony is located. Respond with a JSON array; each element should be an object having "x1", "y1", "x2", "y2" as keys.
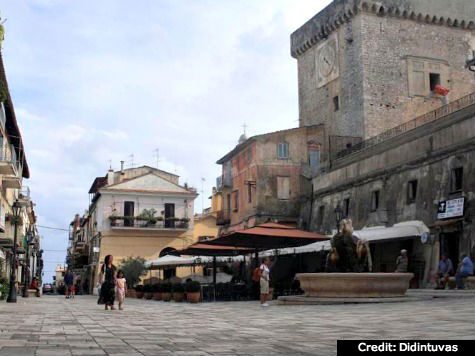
[
  {"x1": 0, "y1": 143, "x2": 23, "y2": 178},
  {"x1": 109, "y1": 216, "x2": 190, "y2": 231},
  {"x1": 216, "y1": 210, "x2": 231, "y2": 226}
]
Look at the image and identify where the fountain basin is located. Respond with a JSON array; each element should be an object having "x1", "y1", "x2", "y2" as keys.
[{"x1": 296, "y1": 273, "x2": 414, "y2": 298}]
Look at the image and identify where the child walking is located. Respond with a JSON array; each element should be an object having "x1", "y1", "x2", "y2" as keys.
[{"x1": 116, "y1": 270, "x2": 127, "y2": 310}]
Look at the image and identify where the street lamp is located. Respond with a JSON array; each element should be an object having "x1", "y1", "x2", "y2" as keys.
[
  {"x1": 334, "y1": 205, "x2": 343, "y2": 234},
  {"x1": 6, "y1": 200, "x2": 22, "y2": 303}
]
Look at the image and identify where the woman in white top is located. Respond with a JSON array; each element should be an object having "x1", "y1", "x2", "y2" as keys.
[{"x1": 260, "y1": 257, "x2": 271, "y2": 307}]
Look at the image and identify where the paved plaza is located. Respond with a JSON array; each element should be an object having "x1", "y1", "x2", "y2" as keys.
[{"x1": 0, "y1": 294, "x2": 474, "y2": 356}]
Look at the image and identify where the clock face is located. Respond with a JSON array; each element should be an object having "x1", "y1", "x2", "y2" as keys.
[{"x1": 318, "y1": 44, "x2": 336, "y2": 77}]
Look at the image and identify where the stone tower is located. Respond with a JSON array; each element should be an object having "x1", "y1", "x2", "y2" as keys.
[{"x1": 292, "y1": 0, "x2": 475, "y2": 142}]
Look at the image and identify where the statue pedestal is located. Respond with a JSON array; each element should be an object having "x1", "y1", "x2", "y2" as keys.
[{"x1": 296, "y1": 273, "x2": 414, "y2": 298}]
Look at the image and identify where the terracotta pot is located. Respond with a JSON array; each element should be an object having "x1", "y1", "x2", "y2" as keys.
[
  {"x1": 173, "y1": 292, "x2": 184, "y2": 302},
  {"x1": 186, "y1": 292, "x2": 200, "y2": 303},
  {"x1": 135, "y1": 291, "x2": 144, "y2": 299},
  {"x1": 162, "y1": 292, "x2": 172, "y2": 301},
  {"x1": 145, "y1": 292, "x2": 153, "y2": 300},
  {"x1": 153, "y1": 292, "x2": 162, "y2": 301},
  {"x1": 126, "y1": 290, "x2": 136, "y2": 298}
]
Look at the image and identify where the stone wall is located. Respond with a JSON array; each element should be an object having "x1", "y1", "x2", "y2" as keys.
[
  {"x1": 293, "y1": 0, "x2": 475, "y2": 140},
  {"x1": 304, "y1": 103, "x2": 475, "y2": 266}
]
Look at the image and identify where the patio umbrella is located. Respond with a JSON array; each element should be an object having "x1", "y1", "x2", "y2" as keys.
[{"x1": 201, "y1": 223, "x2": 329, "y2": 250}]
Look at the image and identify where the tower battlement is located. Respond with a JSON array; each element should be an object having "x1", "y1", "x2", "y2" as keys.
[{"x1": 291, "y1": 0, "x2": 475, "y2": 58}]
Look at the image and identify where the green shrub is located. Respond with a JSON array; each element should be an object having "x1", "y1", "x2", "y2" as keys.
[
  {"x1": 143, "y1": 284, "x2": 153, "y2": 293},
  {"x1": 172, "y1": 283, "x2": 184, "y2": 293},
  {"x1": 151, "y1": 283, "x2": 160, "y2": 292},
  {"x1": 134, "y1": 285, "x2": 144, "y2": 292},
  {"x1": 185, "y1": 280, "x2": 200, "y2": 293},
  {"x1": 162, "y1": 282, "x2": 172, "y2": 293}
]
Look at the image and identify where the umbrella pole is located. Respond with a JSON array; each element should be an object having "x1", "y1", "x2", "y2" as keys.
[
  {"x1": 213, "y1": 256, "x2": 217, "y2": 302},
  {"x1": 254, "y1": 250, "x2": 259, "y2": 268}
]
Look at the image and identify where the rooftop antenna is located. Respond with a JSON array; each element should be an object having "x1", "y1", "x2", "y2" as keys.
[
  {"x1": 153, "y1": 148, "x2": 160, "y2": 168},
  {"x1": 201, "y1": 177, "x2": 206, "y2": 214},
  {"x1": 128, "y1": 154, "x2": 134, "y2": 168}
]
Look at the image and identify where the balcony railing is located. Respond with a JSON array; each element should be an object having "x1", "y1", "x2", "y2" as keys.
[
  {"x1": 216, "y1": 210, "x2": 231, "y2": 226},
  {"x1": 0, "y1": 143, "x2": 23, "y2": 177},
  {"x1": 109, "y1": 216, "x2": 190, "y2": 230},
  {"x1": 336, "y1": 92, "x2": 475, "y2": 160}
]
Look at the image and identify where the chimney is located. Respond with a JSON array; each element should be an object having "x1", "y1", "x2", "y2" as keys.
[
  {"x1": 107, "y1": 168, "x2": 114, "y2": 186},
  {"x1": 120, "y1": 161, "x2": 125, "y2": 174}
]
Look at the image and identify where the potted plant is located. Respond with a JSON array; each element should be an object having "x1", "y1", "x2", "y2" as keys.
[
  {"x1": 152, "y1": 283, "x2": 162, "y2": 300},
  {"x1": 172, "y1": 283, "x2": 185, "y2": 302},
  {"x1": 135, "y1": 285, "x2": 144, "y2": 299},
  {"x1": 162, "y1": 282, "x2": 172, "y2": 301},
  {"x1": 126, "y1": 288, "x2": 136, "y2": 298},
  {"x1": 143, "y1": 284, "x2": 153, "y2": 299},
  {"x1": 185, "y1": 280, "x2": 201, "y2": 303}
]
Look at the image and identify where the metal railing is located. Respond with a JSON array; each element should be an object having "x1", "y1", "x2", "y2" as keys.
[
  {"x1": 336, "y1": 92, "x2": 475, "y2": 160},
  {"x1": 0, "y1": 143, "x2": 23, "y2": 174},
  {"x1": 109, "y1": 217, "x2": 189, "y2": 230}
]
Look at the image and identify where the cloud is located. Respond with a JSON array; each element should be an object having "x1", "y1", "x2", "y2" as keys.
[{"x1": 1, "y1": 0, "x2": 332, "y2": 282}]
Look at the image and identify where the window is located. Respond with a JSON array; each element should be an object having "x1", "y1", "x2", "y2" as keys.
[
  {"x1": 317, "y1": 206, "x2": 325, "y2": 226},
  {"x1": 407, "y1": 180, "x2": 418, "y2": 204},
  {"x1": 343, "y1": 198, "x2": 350, "y2": 218},
  {"x1": 233, "y1": 190, "x2": 239, "y2": 211},
  {"x1": 123, "y1": 201, "x2": 134, "y2": 226},
  {"x1": 226, "y1": 193, "x2": 231, "y2": 214},
  {"x1": 308, "y1": 149, "x2": 320, "y2": 173},
  {"x1": 277, "y1": 176, "x2": 290, "y2": 200},
  {"x1": 277, "y1": 142, "x2": 289, "y2": 159},
  {"x1": 224, "y1": 161, "x2": 232, "y2": 186},
  {"x1": 451, "y1": 167, "x2": 463, "y2": 192},
  {"x1": 407, "y1": 56, "x2": 448, "y2": 97},
  {"x1": 429, "y1": 73, "x2": 441, "y2": 92},
  {"x1": 371, "y1": 190, "x2": 380, "y2": 212},
  {"x1": 247, "y1": 183, "x2": 252, "y2": 203},
  {"x1": 333, "y1": 96, "x2": 339, "y2": 111},
  {"x1": 164, "y1": 203, "x2": 175, "y2": 228}
]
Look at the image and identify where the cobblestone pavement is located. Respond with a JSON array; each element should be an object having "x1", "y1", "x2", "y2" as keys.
[{"x1": 1, "y1": 294, "x2": 474, "y2": 356}]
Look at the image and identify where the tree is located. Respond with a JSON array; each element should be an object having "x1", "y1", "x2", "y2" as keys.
[{"x1": 119, "y1": 257, "x2": 147, "y2": 288}]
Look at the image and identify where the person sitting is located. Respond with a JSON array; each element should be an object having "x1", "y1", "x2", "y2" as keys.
[
  {"x1": 455, "y1": 254, "x2": 474, "y2": 290},
  {"x1": 29, "y1": 277, "x2": 40, "y2": 297},
  {"x1": 395, "y1": 249, "x2": 408, "y2": 273},
  {"x1": 434, "y1": 254, "x2": 454, "y2": 289}
]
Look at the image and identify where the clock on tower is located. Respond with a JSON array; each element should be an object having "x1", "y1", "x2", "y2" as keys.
[{"x1": 316, "y1": 34, "x2": 339, "y2": 88}]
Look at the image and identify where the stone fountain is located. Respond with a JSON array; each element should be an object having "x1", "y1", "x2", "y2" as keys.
[{"x1": 278, "y1": 220, "x2": 414, "y2": 304}]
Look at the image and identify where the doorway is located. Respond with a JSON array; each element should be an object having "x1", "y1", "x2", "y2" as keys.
[
  {"x1": 164, "y1": 203, "x2": 175, "y2": 228},
  {"x1": 123, "y1": 201, "x2": 134, "y2": 227},
  {"x1": 440, "y1": 232, "x2": 460, "y2": 266}
]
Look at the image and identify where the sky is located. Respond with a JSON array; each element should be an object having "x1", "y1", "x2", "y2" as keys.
[{"x1": 0, "y1": 0, "x2": 331, "y2": 282}]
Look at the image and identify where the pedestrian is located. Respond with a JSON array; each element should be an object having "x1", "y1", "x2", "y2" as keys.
[
  {"x1": 259, "y1": 257, "x2": 271, "y2": 307},
  {"x1": 116, "y1": 270, "x2": 127, "y2": 310},
  {"x1": 98, "y1": 255, "x2": 117, "y2": 310},
  {"x1": 434, "y1": 254, "x2": 454, "y2": 290},
  {"x1": 64, "y1": 269, "x2": 74, "y2": 299},
  {"x1": 455, "y1": 254, "x2": 474, "y2": 290},
  {"x1": 70, "y1": 284, "x2": 75, "y2": 299},
  {"x1": 395, "y1": 249, "x2": 408, "y2": 273}
]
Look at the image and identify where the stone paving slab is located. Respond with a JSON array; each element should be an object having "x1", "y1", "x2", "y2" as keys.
[{"x1": 1, "y1": 295, "x2": 474, "y2": 355}]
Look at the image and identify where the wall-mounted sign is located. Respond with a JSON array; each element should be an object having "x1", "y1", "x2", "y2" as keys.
[{"x1": 437, "y1": 198, "x2": 464, "y2": 220}]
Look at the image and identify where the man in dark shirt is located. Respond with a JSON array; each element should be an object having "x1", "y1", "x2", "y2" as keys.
[{"x1": 434, "y1": 255, "x2": 453, "y2": 289}]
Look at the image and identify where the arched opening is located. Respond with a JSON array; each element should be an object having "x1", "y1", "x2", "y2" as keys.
[{"x1": 160, "y1": 247, "x2": 177, "y2": 280}]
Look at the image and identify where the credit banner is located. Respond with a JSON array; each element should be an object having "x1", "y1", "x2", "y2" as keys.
[{"x1": 337, "y1": 340, "x2": 475, "y2": 356}]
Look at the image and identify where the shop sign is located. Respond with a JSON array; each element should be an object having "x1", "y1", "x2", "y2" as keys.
[{"x1": 437, "y1": 198, "x2": 464, "y2": 220}]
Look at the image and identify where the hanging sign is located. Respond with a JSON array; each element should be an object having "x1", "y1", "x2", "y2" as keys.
[{"x1": 437, "y1": 198, "x2": 464, "y2": 220}]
